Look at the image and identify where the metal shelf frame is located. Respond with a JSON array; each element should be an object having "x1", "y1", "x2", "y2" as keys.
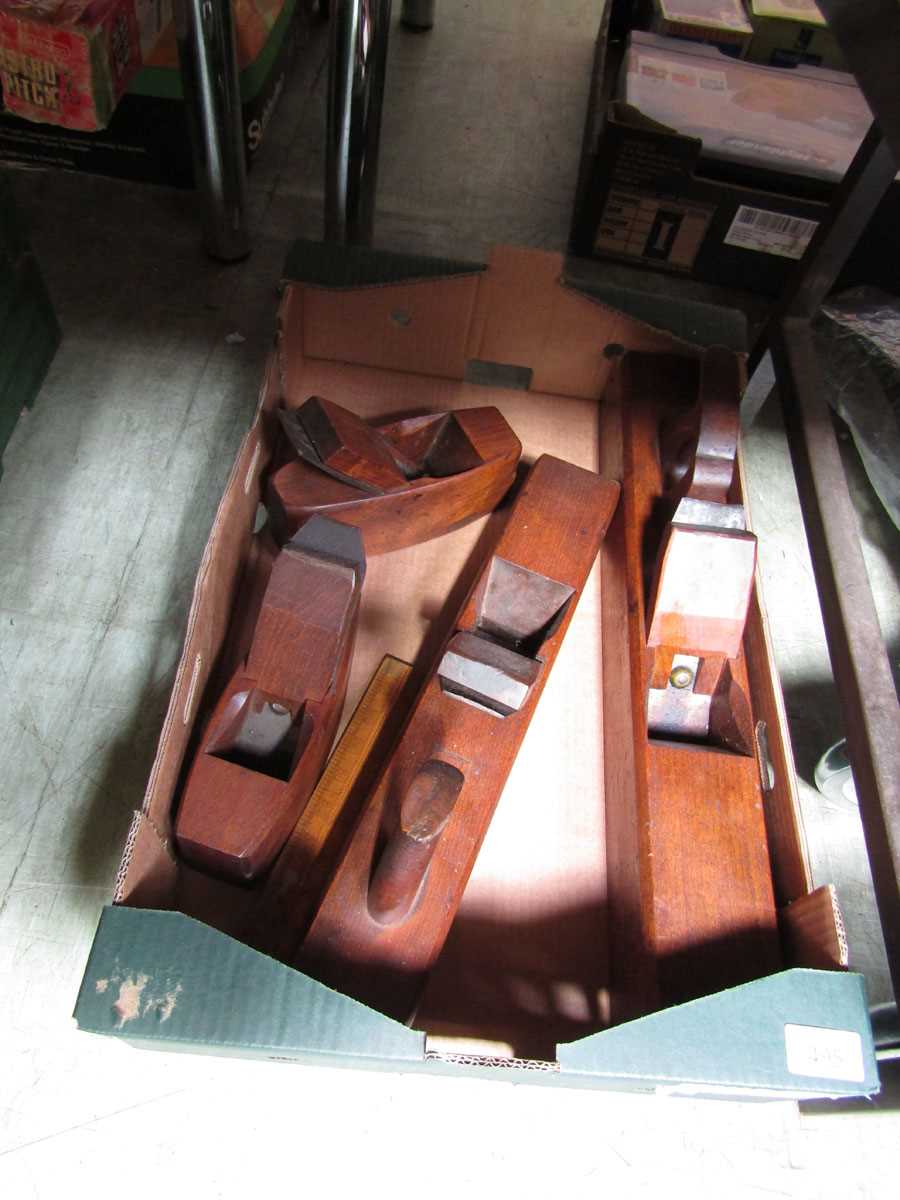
[{"x1": 753, "y1": 0, "x2": 900, "y2": 1002}]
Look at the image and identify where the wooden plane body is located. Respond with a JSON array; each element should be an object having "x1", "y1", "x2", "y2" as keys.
[
  {"x1": 297, "y1": 454, "x2": 620, "y2": 1022},
  {"x1": 600, "y1": 352, "x2": 780, "y2": 1023},
  {"x1": 645, "y1": 348, "x2": 758, "y2": 755},
  {"x1": 267, "y1": 401, "x2": 522, "y2": 553},
  {"x1": 175, "y1": 517, "x2": 366, "y2": 883}
]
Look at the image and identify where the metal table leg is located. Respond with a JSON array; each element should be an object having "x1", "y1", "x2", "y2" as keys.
[
  {"x1": 325, "y1": 0, "x2": 394, "y2": 244},
  {"x1": 175, "y1": 0, "x2": 251, "y2": 261}
]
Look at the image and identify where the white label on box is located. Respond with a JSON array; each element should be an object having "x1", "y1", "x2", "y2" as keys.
[
  {"x1": 784, "y1": 1023, "x2": 865, "y2": 1082},
  {"x1": 724, "y1": 204, "x2": 819, "y2": 259}
]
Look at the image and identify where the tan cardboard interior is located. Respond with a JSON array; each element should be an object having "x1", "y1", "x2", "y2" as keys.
[{"x1": 114, "y1": 246, "x2": 820, "y2": 1062}]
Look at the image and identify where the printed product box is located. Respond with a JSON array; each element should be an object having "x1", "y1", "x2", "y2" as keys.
[
  {"x1": 0, "y1": 0, "x2": 171, "y2": 131},
  {"x1": 619, "y1": 30, "x2": 869, "y2": 186},
  {"x1": 649, "y1": 0, "x2": 753, "y2": 56},
  {"x1": 0, "y1": 0, "x2": 301, "y2": 186},
  {"x1": 746, "y1": 0, "x2": 846, "y2": 70}
]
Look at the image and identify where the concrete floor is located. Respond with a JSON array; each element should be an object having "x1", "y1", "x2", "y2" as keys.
[{"x1": 1, "y1": 2, "x2": 898, "y2": 1195}]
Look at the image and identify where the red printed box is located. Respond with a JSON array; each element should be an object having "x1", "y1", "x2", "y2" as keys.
[{"x1": 0, "y1": 0, "x2": 169, "y2": 131}]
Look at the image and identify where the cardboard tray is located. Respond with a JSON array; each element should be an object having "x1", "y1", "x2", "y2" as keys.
[{"x1": 73, "y1": 241, "x2": 878, "y2": 1099}]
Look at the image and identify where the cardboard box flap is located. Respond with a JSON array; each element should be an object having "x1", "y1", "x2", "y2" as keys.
[
  {"x1": 282, "y1": 239, "x2": 485, "y2": 290},
  {"x1": 563, "y1": 260, "x2": 748, "y2": 351},
  {"x1": 557, "y1": 969, "x2": 878, "y2": 1097},
  {"x1": 74, "y1": 906, "x2": 425, "y2": 1062},
  {"x1": 282, "y1": 242, "x2": 718, "y2": 398}
]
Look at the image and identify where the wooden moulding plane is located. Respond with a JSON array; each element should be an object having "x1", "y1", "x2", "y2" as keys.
[
  {"x1": 600, "y1": 348, "x2": 783, "y2": 1023},
  {"x1": 174, "y1": 516, "x2": 366, "y2": 884},
  {"x1": 266, "y1": 396, "x2": 522, "y2": 553},
  {"x1": 296, "y1": 454, "x2": 621, "y2": 1023}
]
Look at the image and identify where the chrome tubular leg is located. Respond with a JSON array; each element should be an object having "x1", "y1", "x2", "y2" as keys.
[
  {"x1": 325, "y1": 0, "x2": 394, "y2": 245},
  {"x1": 175, "y1": 0, "x2": 251, "y2": 261}
]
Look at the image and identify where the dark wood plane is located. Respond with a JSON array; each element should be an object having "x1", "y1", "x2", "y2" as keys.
[
  {"x1": 267, "y1": 398, "x2": 522, "y2": 553},
  {"x1": 175, "y1": 516, "x2": 366, "y2": 883},
  {"x1": 296, "y1": 454, "x2": 620, "y2": 1022},
  {"x1": 600, "y1": 350, "x2": 781, "y2": 1023}
]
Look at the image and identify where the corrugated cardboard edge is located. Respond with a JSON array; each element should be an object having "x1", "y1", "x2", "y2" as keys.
[{"x1": 781, "y1": 884, "x2": 850, "y2": 971}]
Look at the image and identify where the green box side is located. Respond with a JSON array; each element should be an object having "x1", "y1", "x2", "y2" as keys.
[
  {"x1": 0, "y1": 310, "x2": 60, "y2": 478},
  {"x1": 282, "y1": 237, "x2": 486, "y2": 289},
  {"x1": 75, "y1": 908, "x2": 879, "y2": 1100},
  {"x1": 558, "y1": 969, "x2": 879, "y2": 1098},
  {"x1": 0, "y1": 253, "x2": 61, "y2": 439},
  {"x1": 0, "y1": 308, "x2": 57, "y2": 436},
  {"x1": 128, "y1": 0, "x2": 298, "y2": 104},
  {"x1": 74, "y1": 906, "x2": 426, "y2": 1064},
  {"x1": 0, "y1": 172, "x2": 29, "y2": 266}
]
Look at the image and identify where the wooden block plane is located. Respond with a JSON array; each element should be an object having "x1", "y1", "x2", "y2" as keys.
[
  {"x1": 296, "y1": 455, "x2": 621, "y2": 1022},
  {"x1": 175, "y1": 516, "x2": 366, "y2": 883},
  {"x1": 600, "y1": 350, "x2": 781, "y2": 1023},
  {"x1": 267, "y1": 399, "x2": 522, "y2": 553}
]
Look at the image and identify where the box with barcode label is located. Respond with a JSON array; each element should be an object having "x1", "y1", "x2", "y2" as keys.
[
  {"x1": 570, "y1": 24, "x2": 900, "y2": 298},
  {"x1": 724, "y1": 205, "x2": 819, "y2": 261}
]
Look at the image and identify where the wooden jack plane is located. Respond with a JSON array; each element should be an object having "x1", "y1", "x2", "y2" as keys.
[
  {"x1": 600, "y1": 348, "x2": 781, "y2": 1020},
  {"x1": 297, "y1": 454, "x2": 620, "y2": 1022}
]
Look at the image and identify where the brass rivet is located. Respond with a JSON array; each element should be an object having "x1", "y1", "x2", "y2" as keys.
[{"x1": 669, "y1": 666, "x2": 694, "y2": 690}]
